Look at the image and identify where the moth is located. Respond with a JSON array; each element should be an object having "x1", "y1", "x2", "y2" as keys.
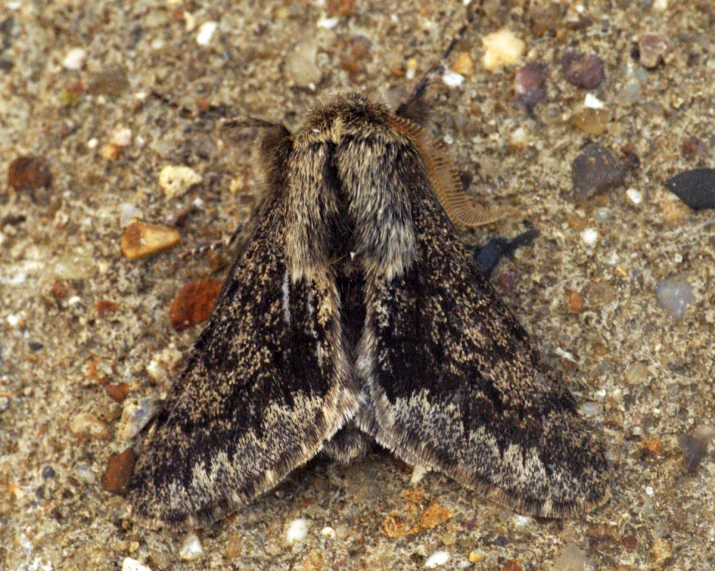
[{"x1": 128, "y1": 19, "x2": 610, "y2": 532}]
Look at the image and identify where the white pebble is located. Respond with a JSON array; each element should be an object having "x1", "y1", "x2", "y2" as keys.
[
  {"x1": 87, "y1": 138, "x2": 98, "y2": 149},
  {"x1": 63, "y1": 48, "x2": 87, "y2": 70},
  {"x1": 179, "y1": 532, "x2": 204, "y2": 561},
  {"x1": 321, "y1": 526, "x2": 336, "y2": 539},
  {"x1": 645, "y1": 486, "x2": 654, "y2": 496},
  {"x1": 481, "y1": 29, "x2": 525, "y2": 71},
  {"x1": 110, "y1": 127, "x2": 132, "y2": 147},
  {"x1": 442, "y1": 70, "x2": 465, "y2": 87},
  {"x1": 626, "y1": 188, "x2": 642, "y2": 204},
  {"x1": 119, "y1": 203, "x2": 143, "y2": 227},
  {"x1": 196, "y1": 21, "x2": 218, "y2": 46},
  {"x1": 286, "y1": 40, "x2": 322, "y2": 87},
  {"x1": 584, "y1": 93, "x2": 604, "y2": 109},
  {"x1": 286, "y1": 518, "x2": 310, "y2": 545},
  {"x1": 425, "y1": 551, "x2": 450, "y2": 568},
  {"x1": 509, "y1": 126, "x2": 529, "y2": 149},
  {"x1": 581, "y1": 228, "x2": 598, "y2": 246},
  {"x1": 74, "y1": 463, "x2": 96, "y2": 485},
  {"x1": 653, "y1": 0, "x2": 668, "y2": 11},
  {"x1": 317, "y1": 17, "x2": 339, "y2": 29},
  {"x1": 512, "y1": 515, "x2": 532, "y2": 529},
  {"x1": 118, "y1": 396, "x2": 160, "y2": 440},
  {"x1": 553, "y1": 544, "x2": 590, "y2": 571},
  {"x1": 159, "y1": 165, "x2": 203, "y2": 199},
  {"x1": 7, "y1": 314, "x2": 22, "y2": 327},
  {"x1": 122, "y1": 557, "x2": 153, "y2": 571}
]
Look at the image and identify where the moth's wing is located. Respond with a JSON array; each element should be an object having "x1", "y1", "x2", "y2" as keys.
[
  {"x1": 357, "y1": 185, "x2": 610, "y2": 517},
  {"x1": 128, "y1": 192, "x2": 358, "y2": 531}
]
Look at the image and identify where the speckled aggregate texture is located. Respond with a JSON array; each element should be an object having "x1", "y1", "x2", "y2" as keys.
[{"x1": 0, "y1": 1, "x2": 713, "y2": 570}]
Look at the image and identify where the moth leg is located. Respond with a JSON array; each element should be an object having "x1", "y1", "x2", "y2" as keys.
[{"x1": 323, "y1": 423, "x2": 371, "y2": 464}]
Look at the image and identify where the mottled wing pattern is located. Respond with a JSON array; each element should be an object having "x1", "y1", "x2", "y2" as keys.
[
  {"x1": 357, "y1": 179, "x2": 610, "y2": 517},
  {"x1": 128, "y1": 191, "x2": 357, "y2": 530}
]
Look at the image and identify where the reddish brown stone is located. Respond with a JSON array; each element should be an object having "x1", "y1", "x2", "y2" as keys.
[
  {"x1": 8, "y1": 156, "x2": 52, "y2": 191},
  {"x1": 102, "y1": 448, "x2": 136, "y2": 495},
  {"x1": 95, "y1": 299, "x2": 119, "y2": 317},
  {"x1": 169, "y1": 279, "x2": 223, "y2": 331},
  {"x1": 621, "y1": 535, "x2": 638, "y2": 550},
  {"x1": 327, "y1": 0, "x2": 355, "y2": 16},
  {"x1": 503, "y1": 560, "x2": 523, "y2": 571},
  {"x1": 568, "y1": 290, "x2": 584, "y2": 312},
  {"x1": 105, "y1": 383, "x2": 130, "y2": 403}
]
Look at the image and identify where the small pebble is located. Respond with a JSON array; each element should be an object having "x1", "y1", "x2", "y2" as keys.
[
  {"x1": 118, "y1": 396, "x2": 160, "y2": 440},
  {"x1": 663, "y1": 168, "x2": 715, "y2": 210},
  {"x1": 105, "y1": 383, "x2": 130, "y2": 403},
  {"x1": 7, "y1": 156, "x2": 52, "y2": 191},
  {"x1": 581, "y1": 228, "x2": 598, "y2": 246},
  {"x1": 651, "y1": 539, "x2": 672, "y2": 564},
  {"x1": 681, "y1": 136, "x2": 709, "y2": 159},
  {"x1": 74, "y1": 463, "x2": 96, "y2": 484},
  {"x1": 584, "y1": 93, "x2": 604, "y2": 109},
  {"x1": 51, "y1": 252, "x2": 96, "y2": 279},
  {"x1": 568, "y1": 290, "x2": 584, "y2": 312},
  {"x1": 638, "y1": 33, "x2": 670, "y2": 69},
  {"x1": 655, "y1": 275, "x2": 694, "y2": 319},
  {"x1": 626, "y1": 188, "x2": 642, "y2": 205},
  {"x1": 100, "y1": 143, "x2": 120, "y2": 161},
  {"x1": 570, "y1": 108, "x2": 609, "y2": 135},
  {"x1": 514, "y1": 62, "x2": 547, "y2": 114},
  {"x1": 196, "y1": 21, "x2": 218, "y2": 46},
  {"x1": 508, "y1": 126, "x2": 529, "y2": 149},
  {"x1": 481, "y1": 29, "x2": 525, "y2": 71},
  {"x1": 561, "y1": 51, "x2": 605, "y2": 89},
  {"x1": 169, "y1": 279, "x2": 223, "y2": 331},
  {"x1": 530, "y1": 3, "x2": 562, "y2": 37},
  {"x1": 571, "y1": 145, "x2": 625, "y2": 203},
  {"x1": 70, "y1": 413, "x2": 111, "y2": 439},
  {"x1": 287, "y1": 40, "x2": 322, "y2": 87},
  {"x1": 96, "y1": 299, "x2": 119, "y2": 317},
  {"x1": 624, "y1": 361, "x2": 649, "y2": 385},
  {"x1": 122, "y1": 557, "x2": 152, "y2": 571},
  {"x1": 42, "y1": 466, "x2": 56, "y2": 479},
  {"x1": 678, "y1": 431, "x2": 710, "y2": 474},
  {"x1": 62, "y1": 48, "x2": 86, "y2": 70},
  {"x1": 179, "y1": 532, "x2": 204, "y2": 561},
  {"x1": 442, "y1": 70, "x2": 464, "y2": 87},
  {"x1": 109, "y1": 127, "x2": 132, "y2": 147},
  {"x1": 321, "y1": 526, "x2": 336, "y2": 539},
  {"x1": 119, "y1": 203, "x2": 143, "y2": 227},
  {"x1": 158, "y1": 164, "x2": 203, "y2": 199},
  {"x1": 88, "y1": 66, "x2": 130, "y2": 97},
  {"x1": 286, "y1": 518, "x2": 310, "y2": 545},
  {"x1": 102, "y1": 448, "x2": 136, "y2": 495},
  {"x1": 424, "y1": 551, "x2": 450, "y2": 568},
  {"x1": 327, "y1": 0, "x2": 355, "y2": 16},
  {"x1": 452, "y1": 51, "x2": 474, "y2": 76},
  {"x1": 553, "y1": 543, "x2": 590, "y2": 571},
  {"x1": 146, "y1": 344, "x2": 183, "y2": 381},
  {"x1": 121, "y1": 222, "x2": 180, "y2": 261},
  {"x1": 317, "y1": 16, "x2": 339, "y2": 29},
  {"x1": 580, "y1": 402, "x2": 603, "y2": 417}
]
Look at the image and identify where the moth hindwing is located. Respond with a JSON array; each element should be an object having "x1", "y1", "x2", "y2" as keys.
[{"x1": 128, "y1": 40, "x2": 609, "y2": 531}]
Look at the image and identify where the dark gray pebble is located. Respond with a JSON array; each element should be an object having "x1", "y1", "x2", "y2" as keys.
[{"x1": 663, "y1": 168, "x2": 715, "y2": 210}]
